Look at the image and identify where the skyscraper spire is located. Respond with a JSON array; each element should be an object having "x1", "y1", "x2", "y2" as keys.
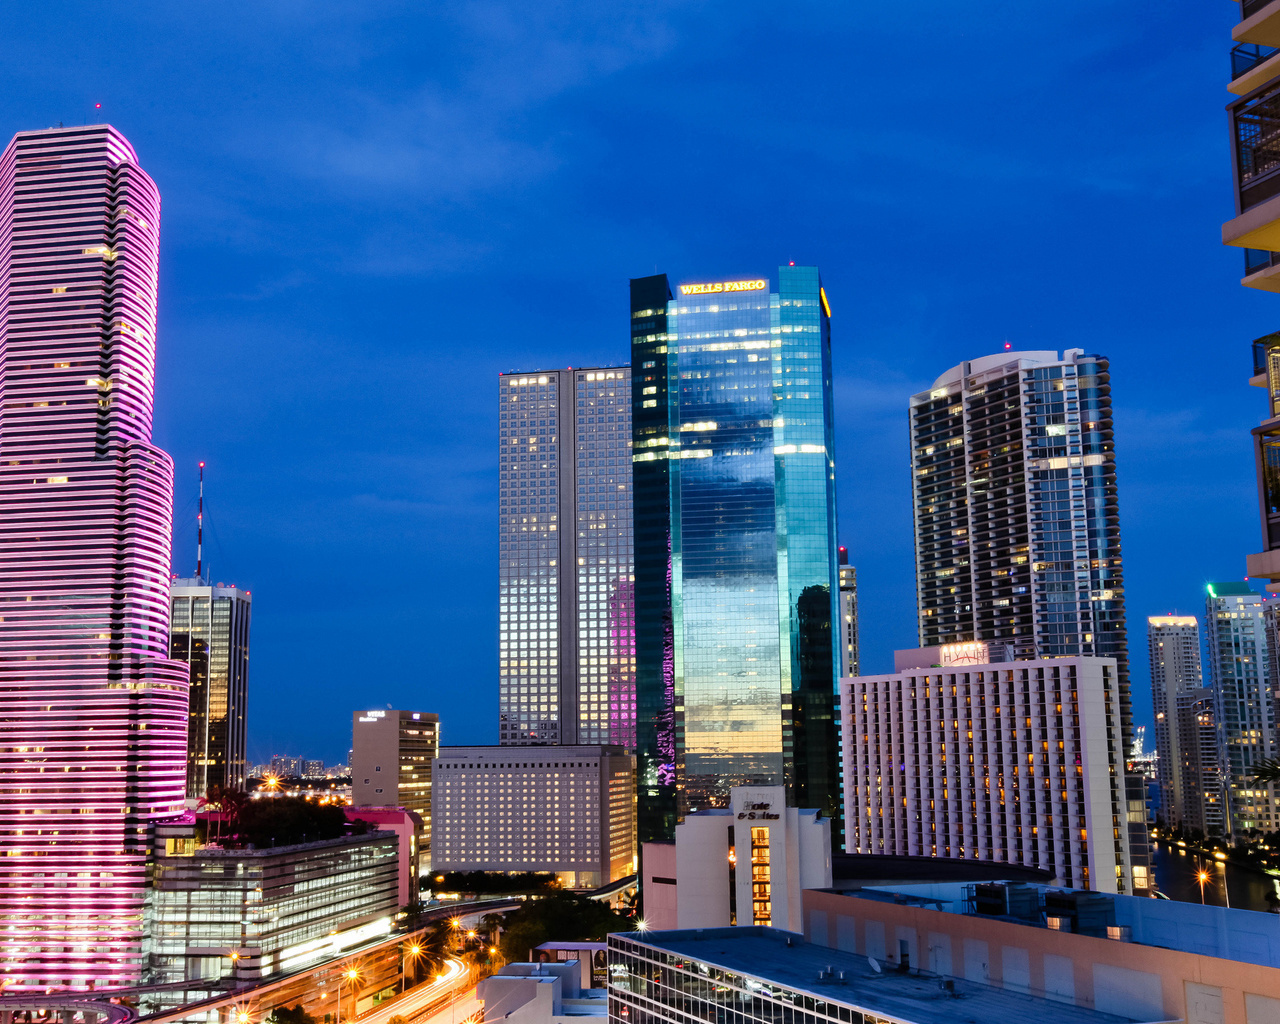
[{"x1": 197, "y1": 460, "x2": 205, "y2": 580}]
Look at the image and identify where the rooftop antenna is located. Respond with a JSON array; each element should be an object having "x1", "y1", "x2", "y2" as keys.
[{"x1": 196, "y1": 462, "x2": 205, "y2": 581}]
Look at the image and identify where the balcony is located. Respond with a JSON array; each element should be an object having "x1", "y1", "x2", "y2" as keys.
[
  {"x1": 1243, "y1": 247, "x2": 1280, "y2": 289},
  {"x1": 1231, "y1": 43, "x2": 1280, "y2": 95},
  {"x1": 1236, "y1": 0, "x2": 1280, "y2": 47},
  {"x1": 1223, "y1": 81, "x2": 1280, "y2": 248},
  {"x1": 1246, "y1": 547, "x2": 1280, "y2": 582}
]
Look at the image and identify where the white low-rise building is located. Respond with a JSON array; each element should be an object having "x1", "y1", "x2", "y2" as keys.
[{"x1": 642, "y1": 785, "x2": 831, "y2": 932}]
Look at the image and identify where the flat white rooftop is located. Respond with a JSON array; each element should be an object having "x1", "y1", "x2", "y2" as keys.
[{"x1": 618, "y1": 928, "x2": 1174, "y2": 1024}]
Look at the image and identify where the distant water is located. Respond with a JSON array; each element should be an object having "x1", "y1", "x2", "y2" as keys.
[{"x1": 1150, "y1": 840, "x2": 1280, "y2": 913}]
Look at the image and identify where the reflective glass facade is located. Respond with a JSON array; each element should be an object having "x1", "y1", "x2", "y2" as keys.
[
  {"x1": 1205, "y1": 582, "x2": 1279, "y2": 833},
  {"x1": 498, "y1": 368, "x2": 634, "y2": 746},
  {"x1": 170, "y1": 579, "x2": 251, "y2": 799},
  {"x1": 632, "y1": 267, "x2": 839, "y2": 843}
]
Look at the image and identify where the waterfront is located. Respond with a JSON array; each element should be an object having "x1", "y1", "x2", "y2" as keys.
[{"x1": 1151, "y1": 840, "x2": 1280, "y2": 912}]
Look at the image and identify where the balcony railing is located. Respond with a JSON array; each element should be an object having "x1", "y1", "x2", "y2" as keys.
[
  {"x1": 1233, "y1": 42, "x2": 1280, "y2": 79},
  {"x1": 1244, "y1": 0, "x2": 1274, "y2": 21},
  {"x1": 1232, "y1": 82, "x2": 1280, "y2": 210},
  {"x1": 1246, "y1": 248, "x2": 1280, "y2": 274}
]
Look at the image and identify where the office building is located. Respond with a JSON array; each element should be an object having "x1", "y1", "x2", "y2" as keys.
[
  {"x1": 607, "y1": 922, "x2": 1175, "y2": 1024},
  {"x1": 1147, "y1": 615, "x2": 1203, "y2": 828},
  {"x1": 1174, "y1": 687, "x2": 1229, "y2": 835},
  {"x1": 431, "y1": 745, "x2": 634, "y2": 889},
  {"x1": 910, "y1": 349, "x2": 1148, "y2": 891},
  {"x1": 170, "y1": 577, "x2": 252, "y2": 799},
  {"x1": 303, "y1": 759, "x2": 325, "y2": 777},
  {"x1": 351, "y1": 709, "x2": 438, "y2": 859},
  {"x1": 0, "y1": 125, "x2": 189, "y2": 992},
  {"x1": 631, "y1": 267, "x2": 840, "y2": 844},
  {"x1": 837, "y1": 546, "x2": 858, "y2": 677},
  {"x1": 1205, "y1": 582, "x2": 1279, "y2": 833},
  {"x1": 640, "y1": 785, "x2": 831, "y2": 933},
  {"x1": 343, "y1": 806, "x2": 422, "y2": 907},
  {"x1": 801, "y1": 881, "x2": 1280, "y2": 1024},
  {"x1": 498, "y1": 367, "x2": 635, "y2": 747},
  {"x1": 842, "y1": 645, "x2": 1134, "y2": 894},
  {"x1": 144, "y1": 820, "x2": 399, "y2": 1005}
]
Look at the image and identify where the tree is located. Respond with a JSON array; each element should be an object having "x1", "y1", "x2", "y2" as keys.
[
  {"x1": 235, "y1": 797, "x2": 347, "y2": 848},
  {"x1": 1253, "y1": 758, "x2": 1280, "y2": 785},
  {"x1": 267, "y1": 1006, "x2": 317, "y2": 1024},
  {"x1": 479, "y1": 913, "x2": 507, "y2": 943},
  {"x1": 497, "y1": 892, "x2": 633, "y2": 963}
]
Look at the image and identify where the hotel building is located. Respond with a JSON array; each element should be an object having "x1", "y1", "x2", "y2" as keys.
[
  {"x1": 1147, "y1": 615, "x2": 1203, "y2": 828},
  {"x1": 630, "y1": 267, "x2": 840, "y2": 843},
  {"x1": 170, "y1": 577, "x2": 252, "y2": 799},
  {"x1": 0, "y1": 125, "x2": 189, "y2": 991},
  {"x1": 842, "y1": 646, "x2": 1134, "y2": 894},
  {"x1": 351, "y1": 709, "x2": 438, "y2": 860},
  {"x1": 498, "y1": 367, "x2": 635, "y2": 747},
  {"x1": 1205, "y1": 582, "x2": 1278, "y2": 833},
  {"x1": 430, "y1": 745, "x2": 634, "y2": 889}
]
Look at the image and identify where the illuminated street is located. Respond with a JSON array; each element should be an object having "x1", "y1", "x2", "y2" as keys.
[{"x1": 353, "y1": 958, "x2": 476, "y2": 1024}]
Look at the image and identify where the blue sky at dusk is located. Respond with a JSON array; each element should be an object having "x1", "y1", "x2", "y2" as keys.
[{"x1": 0, "y1": 1, "x2": 1263, "y2": 764}]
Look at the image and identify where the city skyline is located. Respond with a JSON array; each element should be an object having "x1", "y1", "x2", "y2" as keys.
[{"x1": 0, "y1": 4, "x2": 1261, "y2": 765}]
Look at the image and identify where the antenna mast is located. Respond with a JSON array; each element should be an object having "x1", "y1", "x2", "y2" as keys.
[{"x1": 196, "y1": 461, "x2": 205, "y2": 581}]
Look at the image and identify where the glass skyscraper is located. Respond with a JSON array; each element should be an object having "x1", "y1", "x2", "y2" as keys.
[
  {"x1": 631, "y1": 266, "x2": 840, "y2": 843},
  {"x1": 498, "y1": 366, "x2": 635, "y2": 746},
  {"x1": 170, "y1": 578, "x2": 252, "y2": 799},
  {"x1": 1205, "y1": 582, "x2": 1278, "y2": 834}
]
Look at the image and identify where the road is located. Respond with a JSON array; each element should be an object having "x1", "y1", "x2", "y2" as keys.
[{"x1": 354, "y1": 958, "x2": 476, "y2": 1024}]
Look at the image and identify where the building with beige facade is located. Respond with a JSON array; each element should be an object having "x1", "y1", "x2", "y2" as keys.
[
  {"x1": 431, "y1": 745, "x2": 633, "y2": 889},
  {"x1": 842, "y1": 645, "x2": 1134, "y2": 894}
]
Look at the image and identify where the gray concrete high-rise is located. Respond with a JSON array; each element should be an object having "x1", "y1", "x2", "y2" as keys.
[{"x1": 498, "y1": 367, "x2": 635, "y2": 747}]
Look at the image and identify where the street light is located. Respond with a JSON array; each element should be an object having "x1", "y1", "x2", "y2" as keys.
[
  {"x1": 342, "y1": 965, "x2": 361, "y2": 1022},
  {"x1": 403, "y1": 942, "x2": 424, "y2": 993}
]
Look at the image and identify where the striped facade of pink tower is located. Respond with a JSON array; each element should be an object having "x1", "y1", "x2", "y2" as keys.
[{"x1": 0, "y1": 126, "x2": 189, "y2": 992}]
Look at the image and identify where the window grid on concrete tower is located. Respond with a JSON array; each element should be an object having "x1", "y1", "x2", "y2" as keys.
[{"x1": 497, "y1": 367, "x2": 634, "y2": 747}]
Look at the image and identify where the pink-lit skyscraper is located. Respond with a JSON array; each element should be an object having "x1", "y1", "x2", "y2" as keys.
[{"x1": 0, "y1": 126, "x2": 189, "y2": 991}]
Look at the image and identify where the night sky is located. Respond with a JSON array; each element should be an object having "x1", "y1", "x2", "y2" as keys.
[{"x1": 0, "y1": 2, "x2": 1263, "y2": 764}]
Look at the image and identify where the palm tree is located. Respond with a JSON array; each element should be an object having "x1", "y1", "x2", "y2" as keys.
[
  {"x1": 1252, "y1": 758, "x2": 1280, "y2": 784},
  {"x1": 479, "y1": 913, "x2": 506, "y2": 944}
]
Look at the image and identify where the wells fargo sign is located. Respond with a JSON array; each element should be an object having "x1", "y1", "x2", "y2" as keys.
[{"x1": 678, "y1": 279, "x2": 767, "y2": 296}]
